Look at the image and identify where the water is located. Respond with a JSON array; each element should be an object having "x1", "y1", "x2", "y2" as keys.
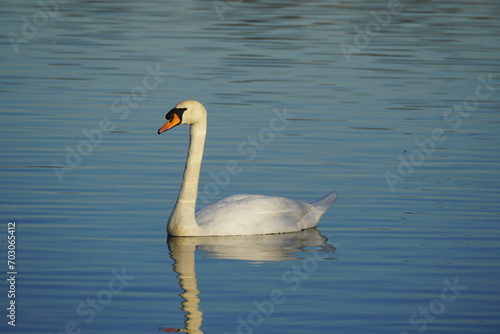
[{"x1": 1, "y1": 0, "x2": 499, "y2": 333}]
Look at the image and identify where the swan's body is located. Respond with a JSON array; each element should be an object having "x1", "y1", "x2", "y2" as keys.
[{"x1": 158, "y1": 100, "x2": 337, "y2": 237}]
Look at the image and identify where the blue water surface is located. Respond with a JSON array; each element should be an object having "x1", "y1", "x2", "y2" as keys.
[{"x1": 0, "y1": 0, "x2": 499, "y2": 333}]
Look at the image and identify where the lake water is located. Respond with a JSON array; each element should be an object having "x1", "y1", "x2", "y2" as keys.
[{"x1": 1, "y1": 0, "x2": 499, "y2": 333}]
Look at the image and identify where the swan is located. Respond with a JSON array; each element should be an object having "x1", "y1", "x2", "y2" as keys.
[{"x1": 158, "y1": 100, "x2": 337, "y2": 237}]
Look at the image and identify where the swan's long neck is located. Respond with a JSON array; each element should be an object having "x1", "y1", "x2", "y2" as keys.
[{"x1": 168, "y1": 119, "x2": 206, "y2": 236}]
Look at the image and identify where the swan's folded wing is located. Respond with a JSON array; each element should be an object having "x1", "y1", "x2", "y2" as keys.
[{"x1": 195, "y1": 194, "x2": 315, "y2": 236}]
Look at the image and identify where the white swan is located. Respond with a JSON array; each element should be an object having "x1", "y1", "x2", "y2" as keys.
[{"x1": 158, "y1": 100, "x2": 337, "y2": 237}]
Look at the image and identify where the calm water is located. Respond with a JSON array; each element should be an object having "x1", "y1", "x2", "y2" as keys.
[{"x1": 1, "y1": 0, "x2": 499, "y2": 333}]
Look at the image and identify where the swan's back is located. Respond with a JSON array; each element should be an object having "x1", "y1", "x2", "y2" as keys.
[{"x1": 195, "y1": 191, "x2": 337, "y2": 236}]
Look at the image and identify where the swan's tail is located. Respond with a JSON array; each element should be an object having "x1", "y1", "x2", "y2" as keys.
[
  {"x1": 297, "y1": 191, "x2": 337, "y2": 230},
  {"x1": 310, "y1": 191, "x2": 338, "y2": 215}
]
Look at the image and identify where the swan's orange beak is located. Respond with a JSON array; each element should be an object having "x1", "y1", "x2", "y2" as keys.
[{"x1": 158, "y1": 113, "x2": 182, "y2": 134}]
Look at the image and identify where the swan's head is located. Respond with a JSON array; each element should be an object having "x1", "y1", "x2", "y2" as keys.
[{"x1": 158, "y1": 100, "x2": 207, "y2": 134}]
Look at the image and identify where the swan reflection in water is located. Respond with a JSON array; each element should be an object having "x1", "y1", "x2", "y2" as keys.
[{"x1": 159, "y1": 229, "x2": 335, "y2": 333}]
